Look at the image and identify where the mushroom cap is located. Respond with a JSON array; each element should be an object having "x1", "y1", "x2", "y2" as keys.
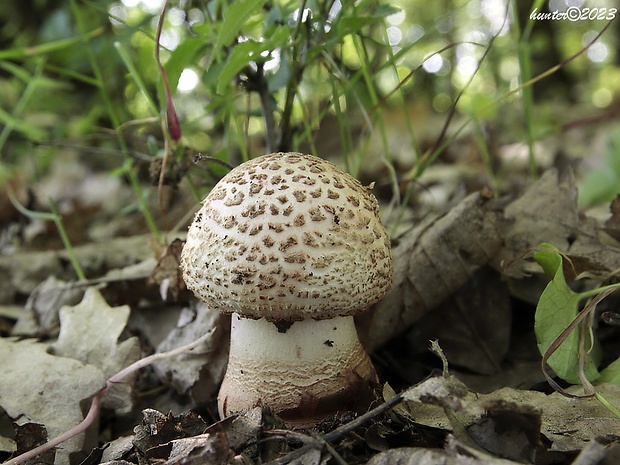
[{"x1": 181, "y1": 152, "x2": 393, "y2": 321}]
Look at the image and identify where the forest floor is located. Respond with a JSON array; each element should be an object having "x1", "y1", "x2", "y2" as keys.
[{"x1": 1, "y1": 103, "x2": 620, "y2": 465}]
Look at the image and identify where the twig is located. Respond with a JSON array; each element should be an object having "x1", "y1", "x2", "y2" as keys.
[
  {"x1": 276, "y1": 0, "x2": 308, "y2": 152},
  {"x1": 155, "y1": 0, "x2": 177, "y2": 236},
  {"x1": 265, "y1": 392, "x2": 405, "y2": 465},
  {"x1": 5, "y1": 330, "x2": 214, "y2": 465},
  {"x1": 253, "y1": 64, "x2": 278, "y2": 153}
]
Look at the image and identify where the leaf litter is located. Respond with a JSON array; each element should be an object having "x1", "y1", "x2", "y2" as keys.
[{"x1": 1, "y1": 162, "x2": 620, "y2": 464}]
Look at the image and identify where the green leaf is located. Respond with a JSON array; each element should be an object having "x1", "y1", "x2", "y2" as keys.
[
  {"x1": 578, "y1": 130, "x2": 620, "y2": 207},
  {"x1": 0, "y1": 26, "x2": 104, "y2": 60},
  {"x1": 534, "y1": 245, "x2": 601, "y2": 384},
  {"x1": 604, "y1": 130, "x2": 620, "y2": 177},
  {"x1": 216, "y1": 40, "x2": 262, "y2": 94},
  {"x1": 267, "y1": 53, "x2": 291, "y2": 92},
  {"x1": 374, "y1": 4, "x2": 403, "y2": 18},
  {"x1": 203, "y1": 61, "x2": 227, "y2": 88},
  {"x1": 262, "y1": 5, "x2": 283, "y2": 36},
  {"x1": 533, "y1": 243, "x2": 563, "y2": 278},
  {"x1": 600, "y1": 357, "x2": 620, "y2": 385},
  {"x1": 578, "y1": 168, "x2": 618, "y2": 207},
  {"x1": 327, "y1": 5, "x2": 401, "y2": 44},
  {"x1": 164, "y1": 37, "x2": 207, "y2": 90},
  {"x1": 213, "y1": 0, "x2": 268, "y2": 54},
  {"x1": 0, "y1": 106, "x2": 47, "y2": 141},
  {"x1": 216, "y1": 26, "x2": 290, "y2": 94},
  {"x1": 115, "y1": 41, "x2": 158, "y2": 114}
]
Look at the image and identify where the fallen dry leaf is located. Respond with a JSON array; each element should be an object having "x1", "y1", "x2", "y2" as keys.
[
  {"x1": 52, "y1": 287, "x2": 140, "y2": 414},
  {"x1": 602, "y1": 195, "x2": 620, "y2": 243},
  {"x1": 366, "y1": 447, "x2": 449, "y2": 465},
  {"x1": 497, "y1": 169, "x2": 580, "y2": 278},
  {"x1": 358, "y1": 191, "x2": 503, "y2": 352},
  {"x1": 11, "y1": 276, "x2": 83, "y2": 337},
  {"x1": 543, "y1": 383, "x2": 620, "y2": 452},
  {"x1": 409, "y1": 384, "x2": 620, "y2": 454},
  {"x1": 0, "y1": 338, "x2": 105, "y2": 465},
  {"x1": 165, "y1": 433, "x2": 229, "y2": 465},
  {"x1": 411, "y1": 267, "x2": 512, "y2": 375},
  {"x1": 152, "y1": 302, "x2": 229, "y2": 403},
  {"x1": 133, "y1": 409, "x2": 207, "y2": 457},
  {"x1": 100, "y1": 435, "x2": 134, "y2": 463},
  {"x1": 0, "y1": 234, "x2": 155, "y2": 303},
  {"x1": 495, "y1": 169, "x2": 620, "y2": 278},
  {"x1": 149, "y1": 238, "x2": 186, "y2": 300}
]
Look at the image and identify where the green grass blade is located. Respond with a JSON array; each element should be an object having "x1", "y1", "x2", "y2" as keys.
[
  {"x1": 114, "y1": 41, "x2": 159, "y2": 114},
  {"x1": 0, "y1": 27, "x2": 104, "y2": 60}
]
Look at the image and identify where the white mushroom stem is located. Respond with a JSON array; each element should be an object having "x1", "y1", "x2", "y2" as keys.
[{"x1": 218, "y1": 313, "x2": 377, "y2": 426}]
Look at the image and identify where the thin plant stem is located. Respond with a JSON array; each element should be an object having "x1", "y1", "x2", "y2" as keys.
[
  {"x1": 595, "y1": 392, "x2": 620, "y2": 420},
  {"x1": 0, "y1": 27, "x2": 104, "y2": 60},
  {"x1": 114, "y1": 41, "x2": 159, "y2": 114},
  {"x1": 351, "y1": 33, "x2": 386, "y2": 175},
  {"x1": 277, "y1": 0, "x2": 307, "y2": 152},
  {"x1": 473, "y1": 118, "x2": 499, "y2": 194},
  {"x1": 257, "y1": 65, "x2": 278, "y2": 153},
  {"x1": 48, "y1": 198, "x2": 87, "y2": 281},
  {"x1": 69, "y1": 0, "x2": 161, "y2": 241},
  {"x1": 0, "y1": 58, "x2": 46, "y2": 153},
  {"x1": 513, "y1": 0, "x2": 539, "y2": 178},
  {"x1": 7, "y1": 189, "x2": 86, "y2": 281},
  {"x1": 267, "y1": 393, "x2": 405, "y2": 465}
]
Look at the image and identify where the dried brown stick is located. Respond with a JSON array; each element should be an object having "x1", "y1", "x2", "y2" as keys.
[{"x1": 265, "y1": 393, "x2": 405, "y2": 465}]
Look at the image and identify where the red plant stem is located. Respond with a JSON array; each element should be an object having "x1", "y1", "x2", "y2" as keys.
[
  {"x1": 155, "y1": 0, "x2": 181, "y2": 143},
  {"x1": 5, "y1": 330, "x2": 214, "y2": 465}
]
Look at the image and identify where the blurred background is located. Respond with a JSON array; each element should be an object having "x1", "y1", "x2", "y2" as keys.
[{"x1": 0, "y1": 0, "x2": 619, "y2": 244}]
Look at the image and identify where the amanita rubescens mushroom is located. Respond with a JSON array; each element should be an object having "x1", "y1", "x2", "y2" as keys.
[{"x1": 181, "y1": 152, "x2": 393, "y2": 426}]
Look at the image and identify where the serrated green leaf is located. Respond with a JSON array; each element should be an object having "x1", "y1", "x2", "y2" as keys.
[
  {"x1": 213, "y1": 0, "x2": 268, "y2": 53},
  {"x1": 534, "y1": 245, "x2": 601, "y2": 384}
]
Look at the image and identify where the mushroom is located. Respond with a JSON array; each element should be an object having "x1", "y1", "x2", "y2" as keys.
[{"x1": 181, "y1": 152, "x2": 393, "y2": 426}]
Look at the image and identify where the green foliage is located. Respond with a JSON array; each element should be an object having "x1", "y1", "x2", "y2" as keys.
[
  {"x1": 578, "y1": 130, "x2": 620, "y2": 208},
  {"x1": 600, "y1": 358, "x2": 620, "y2": 384},
  {"x1": 7, "y1": 190, "x2": 86, "y2": 281},
  {"x1": 216, "y1": 26, "x2": 290, "y2": 95},
  {"x1": 533, "y1": 244, "x2": 601, "y2": 384},
  {"x1": 0, "y1": 0, "x2": 618, "y2": 243},
  {"x1": 212, "y1": 0, "x2": 269, "y2": 57},
  {"x1": 533, "y1": 243, "x2": 620, "y2": 386}
]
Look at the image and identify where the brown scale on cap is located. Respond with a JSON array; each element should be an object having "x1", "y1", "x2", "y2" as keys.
[{"x1": 181, "y1": 152, "x2": 392, "y2": 322}]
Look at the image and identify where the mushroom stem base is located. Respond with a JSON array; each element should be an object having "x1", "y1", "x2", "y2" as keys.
[{"x1": 218, "y1": 314, "x2": 378, "y2": 426}]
